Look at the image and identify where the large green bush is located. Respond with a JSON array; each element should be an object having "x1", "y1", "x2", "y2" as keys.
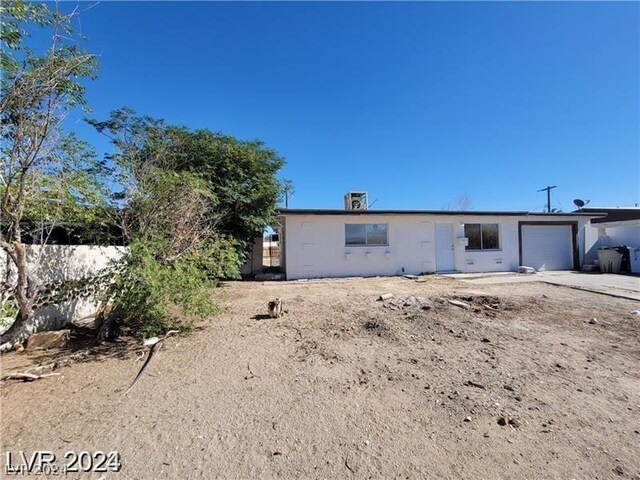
[{"x1": 108, "y1": 234, "x2": 239, "y2": 337}]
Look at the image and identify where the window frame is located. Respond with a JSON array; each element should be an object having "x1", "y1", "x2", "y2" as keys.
[
  {"x1": 464, "y1": 223, "x2": 501, "y2": 251},
  {"x1": 344, "y1": 223, "x2": 389, "y2": 247}
]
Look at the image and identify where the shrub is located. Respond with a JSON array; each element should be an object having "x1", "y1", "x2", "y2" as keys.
[{"x1": 107, "y1": 234, "x2": 238, "y2": 337}]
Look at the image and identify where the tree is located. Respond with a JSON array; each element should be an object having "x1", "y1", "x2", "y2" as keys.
[
  {"x1": 281, "y1": 179, "x2": 294, "y2": 209},
  {"x1": 89, "y1": 109, "x2": 286, "y2": 263},
  {"x1": 442, "y1": 194, "x2": 473, "y2": 211},
  {"x1": 0, "y1": 0, "x2": 100, "y2": 351},
  {"x1": 160, "y1": 127, "x2": 285, "y2": 260},
  {"x1": 88, "y1": 110, "x2": 242, "y2": 337}
]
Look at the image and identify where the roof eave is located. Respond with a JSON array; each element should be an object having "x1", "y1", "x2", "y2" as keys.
[{"x1": 278, "y1": 208, "x2": 603, "y2": 218}]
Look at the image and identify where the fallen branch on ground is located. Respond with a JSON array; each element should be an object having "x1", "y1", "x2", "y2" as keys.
[
  {"x1": 344, "y1": 455, "x2": 355, "y2": 474},
  {"x1": 18, "y1": 362, "x2": 58, "y2": 375},
  {"x1": 1, "y1": 372, "x2": 61, "y2": 382},
  {"x1": 448, "y1": 299, "x2": 471, "y2": 309},
  {"x1": 124, "y1": 330, "x2": 178, "y2": 396}
]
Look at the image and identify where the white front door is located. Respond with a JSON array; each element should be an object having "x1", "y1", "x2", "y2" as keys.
[{"x1": 435, "y1": 223, "x2": 455, "y2": 272}]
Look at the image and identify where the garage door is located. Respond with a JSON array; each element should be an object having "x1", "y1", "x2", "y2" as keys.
[{"x1": 521, "y1": 225, "x2": 573, "y2": 271}]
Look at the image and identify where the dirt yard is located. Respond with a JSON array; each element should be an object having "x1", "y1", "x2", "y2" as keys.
[{"x1": 1, "y1": 276, "x2": 639, "y2": 479}]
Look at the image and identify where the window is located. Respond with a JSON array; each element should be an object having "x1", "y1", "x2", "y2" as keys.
[
  {"x1": 464, "y1": 223, "x2": 500, "y2": 250},
  {"x1": 345, "y1": 224, "x2": 388, "y2": 246}
]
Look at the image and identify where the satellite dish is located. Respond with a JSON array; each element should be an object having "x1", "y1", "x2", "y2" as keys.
[{"x1": 573, "y1": 199, "x2": 590, "y2": 209}]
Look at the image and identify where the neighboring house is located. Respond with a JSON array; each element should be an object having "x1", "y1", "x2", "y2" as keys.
[
  {"x1": 277, "y1": 206, "x2": 600, "y2": 280},
  {"x1": 582, "y1": 207, "x2": 640, "y2": 265}
]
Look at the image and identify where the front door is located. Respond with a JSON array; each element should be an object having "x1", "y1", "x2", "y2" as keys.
[{"x1": 435, "y1": 223, "x2": 455, "y2": 272}]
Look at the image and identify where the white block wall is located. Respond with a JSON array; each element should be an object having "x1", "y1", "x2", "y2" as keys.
[
  {"x1": 282, "y1": 214, "x2": 589, "y2": 280},
  {"x1": 1, "y1": 245, "x2": 126, "y2": 332}
]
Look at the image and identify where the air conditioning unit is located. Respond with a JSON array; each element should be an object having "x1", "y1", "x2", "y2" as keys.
[{"x1": 344, "y1": 191, "x2": 368, "y2": 210}]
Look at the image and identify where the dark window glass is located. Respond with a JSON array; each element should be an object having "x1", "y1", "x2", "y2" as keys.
[
  {"x1": 345, "y1": 224, "x2": 366, "y2": 245},
  {"x1": 465, "y1": 224, "x2": 481, "y2": 250},
  {"x1": 482, "y1": 224, "x2": 500, "y2": 249},
  {"x1": 465, "y1": 223, "x2": 500, "y2": 250}
]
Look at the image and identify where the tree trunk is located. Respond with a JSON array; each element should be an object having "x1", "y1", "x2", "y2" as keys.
[
  {"x1": 0, "y1": 240, "x2": 39, "y2": 353},
  {"x1": 94, "y1": 301, "x2": 118, "y2": 342},
  {"x1": 0, "y1": 312, "x2": 37, "y2": 353}
]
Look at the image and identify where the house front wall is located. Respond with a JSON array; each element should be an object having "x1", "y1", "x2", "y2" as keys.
[{"x1": 282, "y1": 214, "x2": 589, "y2": 280}]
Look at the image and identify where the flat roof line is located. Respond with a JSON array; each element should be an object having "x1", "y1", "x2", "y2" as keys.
[{"x1": 278, "y1": 209, "x2": 602, "y2": 217}]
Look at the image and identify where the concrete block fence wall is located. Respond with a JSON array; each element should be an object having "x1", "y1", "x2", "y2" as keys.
[{"x1": 0, "y1": 245, "x2": 126, "y2": 333}]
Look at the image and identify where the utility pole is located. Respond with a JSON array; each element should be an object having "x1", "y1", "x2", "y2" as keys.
[{"x1": 537, "y1": 185, "x2": 557, "y2": 213}]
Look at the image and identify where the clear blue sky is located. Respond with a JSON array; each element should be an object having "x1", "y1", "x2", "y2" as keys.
[{"x1": 59, "y1": 1, "x2": 638, "y2": 211}]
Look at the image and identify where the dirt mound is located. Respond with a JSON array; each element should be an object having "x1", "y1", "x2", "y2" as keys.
[{"x1": 382, "y1": 294, "x2": 518, "y2": 317}]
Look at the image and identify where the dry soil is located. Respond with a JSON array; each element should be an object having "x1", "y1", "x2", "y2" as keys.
[{"x1": 1, "y1": 276, "x2": 639, "y2": 479}]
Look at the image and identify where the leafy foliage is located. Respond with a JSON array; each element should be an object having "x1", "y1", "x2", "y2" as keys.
[
  {"x1": 1, "y1": 2, "x2": 286, "y2": 344},
  {"x1": 88, "y1": 114, "x2": 252, "y2": 336},
  {"x1": 165, "y1": 128, "x2": 285, "y2": 254},
  {"x1": 1, "y1": 0, "x2": 102, "y2": 349},
  {"x1": 107, "y1": 235, "x2": 220, "y2": 337},
  {"x1": 88, "y1": 108, "x2": 286, "y2": 263},
  {"x1": 104, "y1": 171, "x2": 240, "y2": 336}
]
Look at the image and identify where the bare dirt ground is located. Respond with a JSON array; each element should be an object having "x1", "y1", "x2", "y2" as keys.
[{"x1": 1, "y1": 276, "x2": 639, "y2": 479}]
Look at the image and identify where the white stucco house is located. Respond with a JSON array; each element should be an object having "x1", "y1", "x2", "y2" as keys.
[{"x1": 276, "y1": 207, "x2": 601, "y2": 280}]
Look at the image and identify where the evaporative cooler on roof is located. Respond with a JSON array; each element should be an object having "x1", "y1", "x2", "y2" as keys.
[{"x1": 344, "y1": 191, "x2": 368, "y2": 211}]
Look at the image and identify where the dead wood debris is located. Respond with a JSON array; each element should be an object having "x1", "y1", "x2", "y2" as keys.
[
  {"x1": 2, "y1": 372, "x2": 61, "y2": 382},
  {"x1": 124, "y1": 330, "x2": 178, "y2": 396},
  {"x1": 245, "y1": 363, "x2": 259, "y2": 379},
  {"x1": 344, "y1": 455, "x2": 355, "y2": 474},
  {"x1": 465, "y1": 380, "x2": 486, "y2": 389}
]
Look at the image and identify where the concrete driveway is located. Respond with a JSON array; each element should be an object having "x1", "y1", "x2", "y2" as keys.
[{"x1": 446, "y1": 271, "x2": 640, "y2": 301}]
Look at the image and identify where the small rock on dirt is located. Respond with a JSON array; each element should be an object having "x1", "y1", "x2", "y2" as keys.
[
  {"x1": 497, "y1": 416, "x2": 521, "y2": 428},
  {"x1": 26, "y1": 330, "x2": 70, "y2": 350},
  {"x1": 518, "y1": 266, "x2": 536, "y2": 274},
  {"x1": 613, "y1": 465, "x2": 624, "y2": 476},
  {"x1": 71, "y1": 316, "x2": 98, "y2": 330},
  {"x1": 377, "y1": 293, "x2": 394, "y2": 301},
  {"x1": 589, "y1": 318, "x2": 597, "y2": 324},
  {"x1": 464, "y1": 416, "x2": 472, "y2": 422}
]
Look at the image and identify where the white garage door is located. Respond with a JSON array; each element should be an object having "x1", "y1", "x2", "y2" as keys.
[{"x1": 521, "y1": 225, "x2": 573, "y2": 271}]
